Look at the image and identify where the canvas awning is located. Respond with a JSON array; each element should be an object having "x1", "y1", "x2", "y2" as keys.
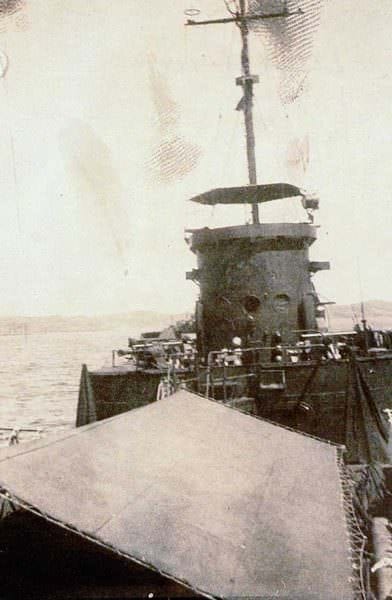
[
  {"x1": 0, "y1": 391, "x2": 354, "y2": 599},
  {"x1": 189, "y1": 183, "x2": 303, "y2": 205}
]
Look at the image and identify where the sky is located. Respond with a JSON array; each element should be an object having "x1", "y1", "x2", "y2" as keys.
[{"x1": 0, "y1": 0, "x2": 391, "y2": 316}]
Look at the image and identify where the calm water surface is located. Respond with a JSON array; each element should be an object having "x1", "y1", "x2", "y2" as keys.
[{"x1": 0, "y1": 330, "x2": 133, "y2": 443}]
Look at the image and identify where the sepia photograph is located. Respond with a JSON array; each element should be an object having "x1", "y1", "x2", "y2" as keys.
[{"x1": 0, "y1": 0, "x2": 391, "y2": 598}]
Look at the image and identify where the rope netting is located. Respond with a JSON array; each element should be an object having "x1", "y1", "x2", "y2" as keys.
[{"x1": 337, "y1": 450, "x2": 373, "y2": 600}]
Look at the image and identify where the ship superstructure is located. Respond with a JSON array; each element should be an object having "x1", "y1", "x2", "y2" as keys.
[
  {"x1": 74, "y1": 8, "x2": 392, "y2": 595},
  {"x1": 1, "y1": 2, "x2": 392, "y2": 598},
  {"x1": 77, "y1": 1, "x2": 392, "y2": 469}
]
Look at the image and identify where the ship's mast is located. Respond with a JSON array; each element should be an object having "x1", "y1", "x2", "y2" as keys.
[
  {"x1": 238, "y1": 0, "x2": 259, "y2": 224},
  {"x1": 186, "y1": 1, "x2": 296, "y2": 225}
]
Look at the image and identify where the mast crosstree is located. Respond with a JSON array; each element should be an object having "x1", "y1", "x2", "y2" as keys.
[{"x1": 186, "y1": 1, "x2": 301, "y2": 225}]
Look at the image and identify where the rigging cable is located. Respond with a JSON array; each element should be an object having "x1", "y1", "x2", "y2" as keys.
[
  {"x1": 0, "y1": 28, "x2": 30, "y2": 319},
  {"x1": 356, "y1": 256, "x2": 367, "y2": 327},
  {"x1": 224, "y1": 0, "x2": 239, "y2": 17},
  {"x1": 0, "y1": 45, "x2": 21, "y2": 235}
]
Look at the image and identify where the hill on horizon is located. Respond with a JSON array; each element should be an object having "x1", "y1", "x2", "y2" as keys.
[
  {"x1": 0, "y1": 301, "x2": 391, "y2": 335},
  {"x1": 0, "y1": 311, "x2": 189, "y2": 336},
  {"x1": 327, "y1": 300, "x2": 392, "y2": 330}
]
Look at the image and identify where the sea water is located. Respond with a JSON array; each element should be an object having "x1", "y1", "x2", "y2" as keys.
[{"x1": 0, "y1": 330, "x2": 133, "y2": 444}]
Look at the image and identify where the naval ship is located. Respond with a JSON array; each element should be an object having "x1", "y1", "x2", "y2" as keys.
[
  {"x1": 0, "y1": 2, "x2": 392, "y2": 598},
  {"x1": 78, "y1": 2, "x2": 392, "y2": 471}
]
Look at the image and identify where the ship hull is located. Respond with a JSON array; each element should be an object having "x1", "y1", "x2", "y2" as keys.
[{"x1": 78, "y1": 353, "x2": 392, "y2": 465}]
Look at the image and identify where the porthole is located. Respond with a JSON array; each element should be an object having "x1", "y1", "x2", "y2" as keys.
[
  {"x1": 242, "y1": 295, "x2": 261, "y2": 313},
  {"x1": 274, "y1": 293, "x2": 290, "y2": 312}
]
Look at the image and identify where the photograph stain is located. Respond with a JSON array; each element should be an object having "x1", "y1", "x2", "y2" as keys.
[{"x1": 147, "y1": 54, "x2": 201, "y2": 184}]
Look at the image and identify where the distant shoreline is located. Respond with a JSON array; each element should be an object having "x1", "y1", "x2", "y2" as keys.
[
  {"x1": 0, "y1": 301, "x2": 391, "y2": 335},
  {"x1": 0, "y1": 311, "x2": 189, "y2": 336}
]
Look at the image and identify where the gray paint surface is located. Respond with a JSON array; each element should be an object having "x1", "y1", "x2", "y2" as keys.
[{"x1": 0, "y1": 391, "x2": 353, "y2": 599}]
